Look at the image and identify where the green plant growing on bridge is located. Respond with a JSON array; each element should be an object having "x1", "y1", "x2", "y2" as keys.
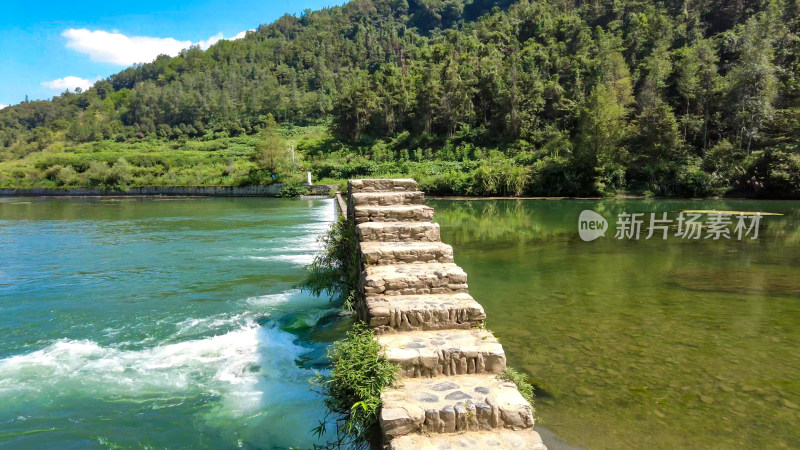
[
  {"x1": 300, "y1": 216, "x2": 359, "y2": 307},
  {"x1": 498, "y1": 368, "x2": 537, "y2": 418},
  {"x1": 312, "y1": 323, "x2": 398, "y2": 449}
]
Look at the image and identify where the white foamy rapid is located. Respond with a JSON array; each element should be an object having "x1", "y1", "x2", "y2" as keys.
[{"x1": 0, "y1": 321, "x2": 311, "y2": 409}]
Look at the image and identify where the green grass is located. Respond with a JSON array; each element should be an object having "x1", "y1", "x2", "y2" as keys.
[{"x1": 0, "y1": 136, "x2": 260, "y2": 189}]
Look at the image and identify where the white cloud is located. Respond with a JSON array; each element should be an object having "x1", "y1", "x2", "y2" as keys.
[
  {"x1": 196, "y1": 33, "x2": 224, "y2": 50},
  {"x1": 62, "y1": 28, "x2": 254, "y2": 66},
  {"x1": 41, "y1": 76, "x2": 95, "y2": 92},
  {"x1": 64, "y1": 29, "x2": 191, "y2": 66},
  {"x1": 0, "y1": 104, "x2": 7, "y2": 110},
  {"x1": 231, "y1": 30, "x2": 254, "y2": 40}
]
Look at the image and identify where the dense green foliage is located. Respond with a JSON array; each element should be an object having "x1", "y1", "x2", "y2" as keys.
[
  {"x1": 313, "y1": 323, "x2": 398, "y2": 449},
  {"x1": 300, "y1": 216, "x2": 359, "y2": 306},
  {"x1": 3, "y1": 0, "x2": 800, "y2": 196}
]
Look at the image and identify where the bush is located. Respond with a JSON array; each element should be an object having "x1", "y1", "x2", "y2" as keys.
[
  {"x1": 312, "y1": 323, "x2": 398, "y2": 448},
  {"x1": 675, "y1": 157, "x2": 712, "y2": 197},
  {"x1": 300, "y1": 217, "x2": 358, "y2": 304},
  {"x1": 56, "y1": 166, "x2": 79, "y2": 187},
  {"x1": 85, "y1": 161, "x2": 112, "y2": 188},
  {"x1": 108, "y1": 158, "x2": 133, "y2": 188},
  {"x1": 279, "y1": 181, "x2": 310, "y2": 197},
  {"x1": 473, "y1": 156, "x2": 530, "y2": 196}
]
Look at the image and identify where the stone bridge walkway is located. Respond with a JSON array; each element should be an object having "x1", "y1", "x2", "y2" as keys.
[{"x1": 346, "y1": 179, "x2": 547, "y2": 450}]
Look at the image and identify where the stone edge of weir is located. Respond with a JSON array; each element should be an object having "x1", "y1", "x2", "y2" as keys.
[{"x1": 339, "y1": 178, "x2": 547, "y2": 450}]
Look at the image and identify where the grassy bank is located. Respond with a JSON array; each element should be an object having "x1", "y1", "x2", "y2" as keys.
[
  {"x1": 6, "y1": 122, "x2": 799, "y2": 199},
  {"x1": 0, "y1": 125, "x2": 328, "y2": 191}
]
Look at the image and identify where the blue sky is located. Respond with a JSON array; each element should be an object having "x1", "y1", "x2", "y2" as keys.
[{"x1": 0, "y1": 0, "x2": 343, "y2": 109}]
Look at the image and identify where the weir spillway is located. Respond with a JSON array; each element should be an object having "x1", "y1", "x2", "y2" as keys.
[{"x1": 344, "y1": 178, "x2": 547, "y2": 449}]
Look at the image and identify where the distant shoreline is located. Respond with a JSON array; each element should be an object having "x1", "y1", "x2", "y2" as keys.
[
  {"x1": 2, "y1": 186, "x2": 796, "y2": 200},
  {"x1": 0, "y1": 184, "x2": 337, "y2": 197}
]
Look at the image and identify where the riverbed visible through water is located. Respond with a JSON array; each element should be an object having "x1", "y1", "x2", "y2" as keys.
[{"x1": 431, "y1": 198, "x2": 800, "y2": 449}]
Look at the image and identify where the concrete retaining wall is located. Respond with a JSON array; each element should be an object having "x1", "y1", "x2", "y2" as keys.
[{"x1": 0, "y1": 184, "x2": 337, "y2": 197}]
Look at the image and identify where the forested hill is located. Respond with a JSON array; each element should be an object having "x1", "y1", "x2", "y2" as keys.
[{"x1": 2, "y1": 0, "x2": 800, "y2": 197}]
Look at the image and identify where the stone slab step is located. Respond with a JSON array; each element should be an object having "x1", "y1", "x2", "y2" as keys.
[
  {"x1": 380, "y1": 374, "x2": 535, "y2": 441},
  {"x1": 365, "y1": 293, "x2": 486, "y2": 333},
  {"x1": 356, "y1": 221, "x2": 441, "y2": 242},
  {"x1": 349, "y1": 178, "x2": 418, "y2": 193},
  {"x1": 378, "y1": 329, "x2": 506, "y2": 378},
  {"x1": 387, "y1": 429, "x2": 547, "y2": 450},
  {"x1": 350, "y1": 191, "x2": 425, "y2": 207},
  {"x1": 360, "y1": 241, "x2": 454, "y2": 265},
  {"x1": 353, "y1": 205, "x2": 434, "y2": 224},
  {"x1": 361, "y1": 263, "x2": 467, "y2": 297}
]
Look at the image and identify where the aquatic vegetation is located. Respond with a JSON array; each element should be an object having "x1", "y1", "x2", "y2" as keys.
[{"x1": 303, "y1": 215, "x2": 397, "y2": 448}]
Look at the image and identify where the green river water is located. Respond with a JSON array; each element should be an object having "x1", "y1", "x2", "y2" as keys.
[
  {"x1": 2, "y1": 196, "x2": 799, "y2": 449},
  {"x1": 431, "y1": 198, "x2": 800, "y2": 450}
]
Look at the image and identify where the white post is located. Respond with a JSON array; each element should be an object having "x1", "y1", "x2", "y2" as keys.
[{"x1": 307, "y1": 171, "x2": 312, "y2": 186}]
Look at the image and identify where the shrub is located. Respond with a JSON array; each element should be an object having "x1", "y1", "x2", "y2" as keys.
[
  {"x1": 675, "y1": 157, "x2": 711, "y2": 197},
  {"x1": 312, "y1": 323, "x2": 398, "y2": 448},
  {"x1": 108, "y1": 158, "x2": 133, "y2": 188},
  {"x1": 56, "y1": 166, "x2": 79, "y2": 187},
  {"x1": 279, "y1": 181, "x2": 310, "y2": 197},
  {"x1": 300, "y1": 217, "x2": 358, "y2": 304},
  {"x1": 85, "y1": 161, "x2": 112, "y2": 188}
]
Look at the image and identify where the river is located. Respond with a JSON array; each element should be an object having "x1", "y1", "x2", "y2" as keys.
[
  {"x1": 0, "y1": 197, "x2": 343, "y2": 448},
  {"x1": 3, "y1": 196, "x2": 799, "y2": 449},
  {"x1": 431, "y1": 198, "x2": 800, "y2": 449}
]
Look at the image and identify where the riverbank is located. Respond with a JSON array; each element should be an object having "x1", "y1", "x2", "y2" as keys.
[{"x1": 0, "y1": 184, "x2": 337, "y2": 197}]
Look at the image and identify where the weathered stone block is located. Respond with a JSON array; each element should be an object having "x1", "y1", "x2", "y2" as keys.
[
  {"x1": 356, "y1": 221, "x2": 441, "y2": 242},
  {"x1": 380, "y1": 374, "x2": 535, "y2": 441},
  {"x1": 348, "y1": 178, "x2": 418, "y2": 194},
  {"x1": 387, "y1": 429, "x2": 547, "y2": 450},
  {"x1": 364, "y1": 293, "x2": 486, "y2": 333},
  {"x1": 360, "y1": 241, "x2": 453, "y2": 265},
  {"x1": 377, "y1": 329, "x2": 506, "y2": 378},
  {"x1": 353, "y1": 205, "x2": 434, "y2": 224},
  {"x1": 350, "y1": 191, "x2": 425, "y2": 207},
  {"x1": 360, "y1": 263, "x2": 468, "y2": 297}
]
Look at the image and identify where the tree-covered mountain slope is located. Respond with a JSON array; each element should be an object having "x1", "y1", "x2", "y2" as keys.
[{"x1": 2, "y1": 0, "x2": 799, "y2": 197}]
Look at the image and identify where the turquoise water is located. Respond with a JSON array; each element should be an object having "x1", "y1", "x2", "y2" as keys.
[{"x1": 0, "y1": 197, "x2": 345, "y2": 448}]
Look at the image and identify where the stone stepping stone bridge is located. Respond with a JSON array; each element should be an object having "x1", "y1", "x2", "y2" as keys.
[{"x1": 345, "y1": 178, "x2": 547, "y2": 450}]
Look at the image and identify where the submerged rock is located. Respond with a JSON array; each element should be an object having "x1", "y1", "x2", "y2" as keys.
[{"x1": 574, "y1": 387, "x2": 594, "y2": 397}]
